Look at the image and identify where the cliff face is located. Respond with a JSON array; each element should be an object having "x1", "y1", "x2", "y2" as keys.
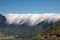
[{"x1": 32, "y1": 21, "x2": 60, "y2": 40}]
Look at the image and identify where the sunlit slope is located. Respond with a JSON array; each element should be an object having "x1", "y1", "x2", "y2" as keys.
[{"x1": 31, "y1": 21, "x2": 60, "y2": 40}]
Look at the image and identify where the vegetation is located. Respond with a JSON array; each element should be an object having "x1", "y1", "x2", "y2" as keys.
[{"x1": 31, "y1": 21, "x2": 60, "y2": 40}]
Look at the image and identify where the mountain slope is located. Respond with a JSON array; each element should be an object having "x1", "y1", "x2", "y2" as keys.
[
  {"x1": 32, "y1": 21, "x2": 60, "y2": 40},
  {"x1": 0, "y1": 14, "x2": 60, "y2": 40}
]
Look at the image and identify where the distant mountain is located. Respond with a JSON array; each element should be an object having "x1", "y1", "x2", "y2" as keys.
[
  {"x1": 0, "y1": 14, "x2": 6, "y2": 27},
  {"x1": 0, "y1": 14, "x2": 60, "y2": 40},
  {"x1": 32, "y1": 21, "x2": 60, "y2": 40}
]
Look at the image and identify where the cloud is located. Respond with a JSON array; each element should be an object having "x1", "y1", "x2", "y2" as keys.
[{"x1": 2, "y1": 13, "x2": 60, "y2": 26}]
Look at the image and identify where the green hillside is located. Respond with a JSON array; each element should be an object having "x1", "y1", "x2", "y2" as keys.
[{"x1": 31, "y1": 21, "x2": 60, "y2": 40}]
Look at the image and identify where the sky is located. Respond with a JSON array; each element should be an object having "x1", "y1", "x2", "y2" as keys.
[{"x1": 0, "y1": 0, "x2": 60, "y2": 14}]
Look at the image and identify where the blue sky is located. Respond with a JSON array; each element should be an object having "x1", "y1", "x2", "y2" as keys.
[{"x1": 0, "y1": 0, "x2": 60, "y2": 14}]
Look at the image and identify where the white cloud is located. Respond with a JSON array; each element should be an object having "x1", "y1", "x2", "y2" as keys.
[{"x1": 2, "y1": 13, "x2": 60, "y2": 26}]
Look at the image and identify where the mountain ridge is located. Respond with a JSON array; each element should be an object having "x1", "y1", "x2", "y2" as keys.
[{"x1": 0, "y1": 14, "x2": 60, "y2": 40}]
